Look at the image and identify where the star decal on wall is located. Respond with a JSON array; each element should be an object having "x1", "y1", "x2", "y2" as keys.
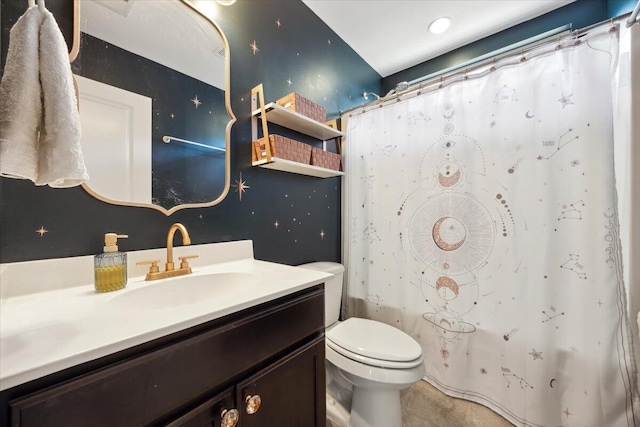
[
  {"x1": 36, "y1": 226, "x2": 48, "y2": 237},
  {"x1": 274, "y1": 220, "x2": 279, "y2": 229},
  {"x1": 287, "y1": 78, "x2": 293, "y2": 86},
  {"x1": 232, "y1": 172, "x2": 250, "y2": 201},
  {"x1": 558, "y1": 93, "x2": 574, "y2": 109},
  {"x1": 320, "y1": 229, "x2": 325, "y2": 239},
  {"x1": 563, "y1": 408, "x2": 572, "y2": 418},
  {"x1": 250, "y1": 40, "x2": 259, "y2": 55},
  {"x1": 191, "y1": 95, "x2": 201, "y2": 108},
  {"x1": 528, "y1": 349, "x2": 543, "y2": 360},
  {"x1": 276, "y1": 19, "x2": 281, "y2": 27}
]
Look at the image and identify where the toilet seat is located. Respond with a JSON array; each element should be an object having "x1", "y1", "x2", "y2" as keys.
[
  {"x1": 327, "y1": 339, "x2": 423, "y2": 369},
  {"x1": 326, "y1": 318, "x2": 423, "y2": 369},
  {"x1": 326, "y1": 345, "x2": 426, "y2": 388}
]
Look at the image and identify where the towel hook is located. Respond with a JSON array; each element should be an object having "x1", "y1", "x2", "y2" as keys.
[{"x1": 28, "y1": 0, "x2": 45, "y2": 11}]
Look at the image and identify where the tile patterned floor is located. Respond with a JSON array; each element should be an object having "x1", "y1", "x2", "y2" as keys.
[
  {"x1": 401, "y1": 380, "x2": 513, "y2": 427},
  {"x1": 327, "y1": 380, "x2": 514, "y2": 427}
]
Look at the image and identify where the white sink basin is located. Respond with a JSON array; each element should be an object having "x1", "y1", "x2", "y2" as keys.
[{"x1": 109, "y1": 272, "x2": 262, "y2": 310}]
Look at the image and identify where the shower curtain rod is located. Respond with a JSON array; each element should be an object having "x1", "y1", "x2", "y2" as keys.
[
  {"x1": 341, "y1": 11, "x2": 636, "y2": 116},
  {"x1": 393, "y1": 24, "x2": 571, "y2": 96}
]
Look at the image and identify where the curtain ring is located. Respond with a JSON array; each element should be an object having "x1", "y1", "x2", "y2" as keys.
[
  {"x1": 520, "y1": 49, "x2": 526, "y2": 62},
  {"x1": 439, "y1": 76, "x2": 444, "y2": 89},
  {"x1": 573, "y1": 29, "x2": 582, "y2": 45},
  {"x1": 609, "y1": 18, "x2": 617, "y2": 33},
  {"x1": 464, "y1": 68, "x2": 469, "y2": 80}
]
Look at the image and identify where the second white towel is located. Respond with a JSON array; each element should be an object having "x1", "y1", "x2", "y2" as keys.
[
  {"x1": 0, "y1": 5, "x2": 88, "y2": 188},
  {"x1": 37, "y1": 8, "x2": 88, "y2": 187},
  {"x1": 0, "y1": 7, "x2": 43, "y2": 183}
]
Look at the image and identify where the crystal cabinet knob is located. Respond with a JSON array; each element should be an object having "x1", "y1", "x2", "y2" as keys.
[
  {"x1": 245, "y1": 394, "x2": 262, "y2": 414},
  {"x1": 220, "y1": 408, "x2": 239, "y2": 427}
]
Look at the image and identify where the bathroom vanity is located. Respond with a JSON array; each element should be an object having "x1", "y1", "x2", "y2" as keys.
[{"x1": 0, "y1": 241, "x2": 330, "y2": 427}]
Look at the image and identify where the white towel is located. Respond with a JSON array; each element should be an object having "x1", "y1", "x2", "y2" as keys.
[
  {"x1": 0, "y1": 5, "x2": 88, "y2": 188},
  {"x1": 36, "y1": 8, "x2": 88, "y2": 187},
  {"x1": 0, "y1": 7, "x2": 44, "y2": 182}
]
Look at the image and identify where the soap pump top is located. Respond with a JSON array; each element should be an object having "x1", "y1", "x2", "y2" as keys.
[{"x1": 103, "y1": 233, "x2": 128, "y2": 252}]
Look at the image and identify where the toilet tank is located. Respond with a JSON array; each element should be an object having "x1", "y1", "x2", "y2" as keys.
[{"x1": 298, "y1": 262, "x2": 345, "y2": 327}]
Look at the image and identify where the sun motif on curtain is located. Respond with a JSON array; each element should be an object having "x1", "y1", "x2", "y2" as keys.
[{"x1": 398, "y1": 127, "x2": 514, "y2": 366}]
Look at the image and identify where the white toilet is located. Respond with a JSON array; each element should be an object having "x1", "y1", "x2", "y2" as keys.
[{"x1": 299, "y1": 262, "x2": 425, "y2": 427}]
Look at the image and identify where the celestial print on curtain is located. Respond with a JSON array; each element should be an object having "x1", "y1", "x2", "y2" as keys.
[{"x1": 344, "y1": 27, "x2": 638, "y2": 427}]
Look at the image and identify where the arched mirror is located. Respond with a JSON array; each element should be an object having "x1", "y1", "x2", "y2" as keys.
[{"x1": 71, "y1": 0, "x2": 234, "y2": 215}]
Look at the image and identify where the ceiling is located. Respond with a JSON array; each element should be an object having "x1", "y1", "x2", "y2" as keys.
[{"x1": 302, "y1": 0, "x2": 574, "y2": 78}]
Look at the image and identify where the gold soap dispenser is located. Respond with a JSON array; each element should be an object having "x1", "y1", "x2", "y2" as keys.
[{"x1": 94, "y1": 233, "x2": 128, "y2": 293}]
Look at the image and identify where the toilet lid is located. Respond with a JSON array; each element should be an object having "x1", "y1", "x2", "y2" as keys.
[
  {"x1": 326, "y1": 339, "x2": 423, "y2": 369},
  {"x1": 326, "y1": 318, "x2": 422, "y2": 362}
]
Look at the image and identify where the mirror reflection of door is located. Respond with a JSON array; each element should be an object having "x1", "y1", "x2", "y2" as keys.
[
  {"x1": 75, "y1": 75, "x2": 152, "y2": 203},
  {"x1": 72, "y1": 0, "x2": 230, "y2": 210}
]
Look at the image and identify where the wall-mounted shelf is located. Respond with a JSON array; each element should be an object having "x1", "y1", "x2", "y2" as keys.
[
  {"x1": 251, "y1": 103, "x2": 344, "y2": 141},
  {"x1": 251, "y1": 84, "x2": 344, "y2": 179},
  {"x1": 252, "y1": 157, "x2": 344, "y2": 178}
]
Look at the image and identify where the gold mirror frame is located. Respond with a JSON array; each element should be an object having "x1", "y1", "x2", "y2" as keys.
[{"x1": 72, "y1": 0, "x2": 235, "y2": 216}]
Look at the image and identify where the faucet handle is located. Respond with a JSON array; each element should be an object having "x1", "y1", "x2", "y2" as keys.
[
  {"x1": 136, "y1": 260, "x2": 161, "y2": 276},
  {"x1": 178, "y1": 255, "x2": 199, "y2": 269}
]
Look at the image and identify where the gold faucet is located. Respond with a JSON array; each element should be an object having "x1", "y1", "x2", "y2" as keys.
[{"x1": 137, "y1": 223, "x2": 199, "y2": 281}]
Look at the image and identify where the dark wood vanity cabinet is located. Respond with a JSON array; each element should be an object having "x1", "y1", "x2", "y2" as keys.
[
  {"x1": 1, "y1": 285, "x2": 326, "y2": 427},
  {"x1": 236, "y1": 338, "x2": 325, "y2": 427}
]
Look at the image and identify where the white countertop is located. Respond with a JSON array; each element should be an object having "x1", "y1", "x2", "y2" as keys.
[{"x1": 0, "y1": 240, "x2": 331, "y2": 391}]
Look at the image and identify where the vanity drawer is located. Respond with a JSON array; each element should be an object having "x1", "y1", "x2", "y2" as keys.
[{"x1": 9, "y1": 287, "x2": 324, "y2": 427}]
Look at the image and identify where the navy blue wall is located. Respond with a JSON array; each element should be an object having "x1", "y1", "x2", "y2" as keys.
[
  {"x1": 606, "y1": 0, "x2": 637, "y2": 17},
  {"x1": 0, "y1": 0, "x2": 381, "y2": 264},
  {"x1": 2, "y1": 0, "x2": 635, "y2": 265},
  {"x1": 382, "y1": 0, "x2": 636, "y2": 94}
]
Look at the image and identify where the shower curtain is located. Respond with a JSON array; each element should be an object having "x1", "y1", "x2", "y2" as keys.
[{"x1": 344, "y1": 26, "x2": 638, "y2": 427}]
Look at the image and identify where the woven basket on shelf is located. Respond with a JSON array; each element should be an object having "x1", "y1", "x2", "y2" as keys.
[
  {"x1": 275, "y1": 92, "x2": 327, "y2": 123},
  {"x1": 252, "y1": 134, "x2": 311, "y2": 164},
  {"x1": 310, "y1": 147, "x2": 341, "y2": 171}
]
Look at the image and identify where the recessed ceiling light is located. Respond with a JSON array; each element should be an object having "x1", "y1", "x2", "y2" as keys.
[
  {"x1": 429, "y1": 17, "x2": 452, "y2": 34},
  {"x1": 216, "y1": 0, "x2": 236, "y2": 5}
]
